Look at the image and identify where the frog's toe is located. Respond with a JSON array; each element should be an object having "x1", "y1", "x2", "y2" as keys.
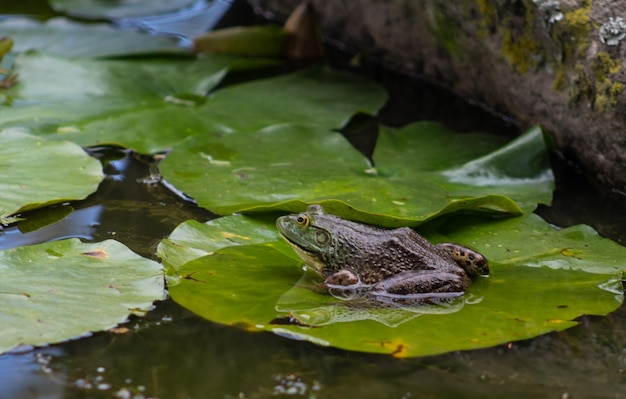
[{"x1": 436, "y1": 243, "x2": 489, "y2": 276}]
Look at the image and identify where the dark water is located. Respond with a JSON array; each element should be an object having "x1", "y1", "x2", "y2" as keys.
[{"x1": 2, "y1": 1, "x2": 626, "y2": 398}]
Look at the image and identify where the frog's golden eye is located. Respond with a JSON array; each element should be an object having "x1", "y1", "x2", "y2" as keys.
[{"x1": 296, "y1": 215, "x2": 309, "y2": 227}]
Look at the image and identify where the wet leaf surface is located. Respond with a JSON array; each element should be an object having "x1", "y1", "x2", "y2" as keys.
[
  {"x1": 0, "y1": 239, "x2": 164, "y2": 354},
  {"x1": 49, "y1": 0, "x2": 197, "y2": 19},
  {"x1": 160, "y1": 213, "x2": 625, "y2": 357},
  {"x1": 1, "y1": 53, "x2": 383, "y2": 154},
  {"x1": 0, "y1": 18, "x2": 185, "y2": 58},
  {"x1": 0, "y1": 52, "x2": 251, "y2": 152},
  {"x1": 0, "y1": 131, "x2": 102, "y2": 216},
  {"x1": 160, "y1": 124, "x2": 552, "y2": 225}
]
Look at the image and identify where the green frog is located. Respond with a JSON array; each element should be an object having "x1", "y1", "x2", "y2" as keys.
[{"x1": 276, "y1": 204, "x2": 489, "y2": 296}]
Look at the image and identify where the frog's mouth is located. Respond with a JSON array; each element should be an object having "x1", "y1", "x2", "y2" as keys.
[{"x1": 278, "y1": 233, "x2": 326, "y2": 273}]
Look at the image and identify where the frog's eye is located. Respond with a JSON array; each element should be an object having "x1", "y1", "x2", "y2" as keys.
[{"x1": 296, "y1": 215, "x2": 309, "y2": 227}]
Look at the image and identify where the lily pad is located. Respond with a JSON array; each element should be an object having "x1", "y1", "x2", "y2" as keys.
[
  {"x1": 157, "y1": 214, "x2": 295, "y2": 283},
  {"x1": 0, "y1": 52, "x2": 265, "y2": 150},
  {"x1": 0, "y1": 131, "x2": 103, "y2": 216},
  {"x1": 160, "y1": 123, "x2": 552, "y2": 226},
  {"x1": 0, "y1": 17, "x2": 185, "y2": 58},
  {"x1": 2, "y1": 54, "x2": 384, "y2": 154},
  {"x1": 160, "y1": 213, "x2": 625, "y2": 357},
  {"x1": 49, "y1": 0, "x2": 196, "y2": 19},
  {"x1": 49, "y1": 64, "x2": 386, "y2": 152},
  {"x1": 0, "y1": 238, "x2": 164, "y2": 354}
]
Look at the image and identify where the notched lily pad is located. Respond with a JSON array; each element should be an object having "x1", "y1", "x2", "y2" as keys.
[
  {"x1": 161, "y1": 124, "x2": 553, "y2": 226},
  {"x1": 0, "y1": 130, "x2": 103, "y2": 216},
  {"x1": 161, "y1": 213, "x2": 625, "y2": 357},
  {"x1": 2, "y1": 53, "x2": 382, "y2": 154},
  {"x1": 0, "y1": 239, "x2": 164, "y2": 354}
]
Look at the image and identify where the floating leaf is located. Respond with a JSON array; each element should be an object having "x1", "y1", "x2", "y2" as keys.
[
  {"x1": 2, "y1": 53, "x2": 383, "y2": 154},
  {"x1": 0, "y1": 18, "x2": 185, "y2": 58},
  {"x1": 49, "y1": 0, "x2": 196, "y2": 19},
  {"x1": 0, "y1": 131, "x2": 102, "y2": 216},
  {"x1": 0, "y1": 239, "x2": 164, "y2": 354},
  {"x1": 161, "y1": 213, "x2": 625, "y2": 357},
  {"x1": 157, "y1": 214, "x2": 295, "y2": 284},
  {"x1": 0, "y1": 52, "x2": 267, "y2": 150},
  {"x1": 160, "y1": 123, "x2": 552, "y2": 226}
]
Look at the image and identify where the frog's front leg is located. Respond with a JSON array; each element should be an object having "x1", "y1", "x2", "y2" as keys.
[
  {"x1": 436, "y1": 243, "x2": 489, "y2": 276},
  {"x1": 372, "y1": 270, "x2": 469, "y2": 295}
]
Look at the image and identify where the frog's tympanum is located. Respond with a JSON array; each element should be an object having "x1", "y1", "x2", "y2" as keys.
[{"x1": 276, "y1": 204, "x2": 489, "y2": 296}]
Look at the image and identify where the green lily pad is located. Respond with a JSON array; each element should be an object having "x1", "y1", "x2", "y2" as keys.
[
  {"x1": 1, "y1": 17, "x2": 185, "y2": 58},
  {"x1": 0, "y1": 238, "x2": 164, "y2": 354},
  {"x1": 50, "y1": 64, "x2": 386, "y2": 152},
  {"x1": 49, "y1": 0, "x2": 196, "y2": 19},
  {"x1": 2, "y1": 53, "x2": 384, "y2": 154},
  {"x1": 160, "y1": 123, "x2": 552, "y2": 226},
  {"x1": 0, "y1": 52, "x2": 266, "y2": 150},
  {"x1": 157, "y1": 214, "x2": 295, "y2": 284},
  {"x1": 161, "y1": 213, "x2": 625, "y2": 357},
  {"x1": 0, "y1": 131, "x2": 103, "y2": 216}
]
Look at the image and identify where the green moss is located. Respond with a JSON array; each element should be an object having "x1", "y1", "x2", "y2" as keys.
[
  {"x1": 568, "y1": 64, "x2": 594, "y2": 105},
  {"x1": 591, "y1": 52, "x2": 621, "y2": 81},
  {"x1": 552, "y1": 3, "x2": 593, "y2": 63},
  {"x1": 568, "y1": 53, "x2": 624, "y2": 110},
  {"x1": 431, "y1": 8, "x2": 460, "y2": 55},
  {"x1": 474, "y1": 0, "x2": 497, "y2": 38},
  {"x1": 592, "y1": 53, "x2": 624, "y2": 110},
  {"x1": 552, "y1": 67, "x2": 566, "y2": 91},
  {"x1": 501, "y1": 30, "x2": 539, "y2": 74},
  {"x1": 497, "y1": 0, "x2": 546, "y2": 74}
]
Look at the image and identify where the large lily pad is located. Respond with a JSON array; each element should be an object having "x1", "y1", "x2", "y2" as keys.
[
  {"x1": 160, "y1": 213, "x2": 625, "y2": 357},
  {"x1": 0, "y1": 52, "x2": 258, "y2": 149},
  {"x1": 160, "y1": 123, "x2": 552, "y2": 226},
  {"x1": 0, "y1": 18, "x2": 185, "y2": 58},
  {"x1": 0, "y1": 239, "x2": 164, "y2": 354},
  {"x1": 0, "y1": 131, "x2": 103, "y2": 216},
  {"x1": 2, "y1": 53, "x2": 384, "y2": 154}
]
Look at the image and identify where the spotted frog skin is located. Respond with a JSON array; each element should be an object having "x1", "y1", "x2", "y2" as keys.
[{"x1": 276, "y1": 204, "x2": 489, "y2": 295}]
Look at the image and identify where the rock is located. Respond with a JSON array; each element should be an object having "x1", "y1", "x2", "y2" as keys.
[{"x1": 249, "y1": 0, "x2": 626, "y2": 196}]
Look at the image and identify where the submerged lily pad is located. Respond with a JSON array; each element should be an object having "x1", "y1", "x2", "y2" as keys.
[
  {"x1": 160, "y1": 123, "x2": 552, "y2": 226},
  {"x1": 0, "y1": 239, "x2": 164, "y2": 354},
  {"x1": 0, "y1": 17, "x2": 185, "y2": 58},
  {"x1": 160, "y1": 213, "x2": 625, "y2": 357},
  {"x1": 0, "y1": 131, "x2": 103, "y2": 216},
  {"x1": 49, "y1": 0, "x2": 196, "y2": 19}
]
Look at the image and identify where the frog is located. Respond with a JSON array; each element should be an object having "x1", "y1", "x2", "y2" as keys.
[{"x1": 276, "y1": 204, "x2": 489, "y2": 296}]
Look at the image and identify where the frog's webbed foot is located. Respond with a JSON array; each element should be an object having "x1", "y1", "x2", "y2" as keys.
[
  {"x1": 372, "y1": 270, "x2": 468, "y2": 296},
  {"x1": 436, "y1": 243, "x2": 489, "y2": 276}
]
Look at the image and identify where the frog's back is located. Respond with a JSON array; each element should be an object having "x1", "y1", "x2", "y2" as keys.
[{"x1": 321, "y1": 221, "x2": 464, "y2": 284}]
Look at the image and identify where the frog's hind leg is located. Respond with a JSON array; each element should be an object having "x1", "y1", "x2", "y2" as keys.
[
  {"x1": 436, "y1": 243, "x2": 489, "y2": 276},
  {"x1": 372, "y1": 270, "x2": 469, "y2": 296}
]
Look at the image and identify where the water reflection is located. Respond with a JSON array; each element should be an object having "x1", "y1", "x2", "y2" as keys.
[
  {"x1": 0, "y1": 205, "x2": 102, "y2": 250},
  {"x1": 275, "y1": 272, "x2": 468, "y2": 328}
]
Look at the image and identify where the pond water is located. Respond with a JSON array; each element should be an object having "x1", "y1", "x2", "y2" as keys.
[{"x1": 2, "y1": 1, "x2": 626, "y2": 398}]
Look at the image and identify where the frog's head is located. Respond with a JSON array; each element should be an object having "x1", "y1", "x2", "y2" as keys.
[{"x1": 276, "y1": 204, "x2": 337, "y2": 273}]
